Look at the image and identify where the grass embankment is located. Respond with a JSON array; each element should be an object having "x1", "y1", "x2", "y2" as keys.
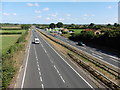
[{"x1": 1, "y1": 29, "x2": 29, "y2": 89}]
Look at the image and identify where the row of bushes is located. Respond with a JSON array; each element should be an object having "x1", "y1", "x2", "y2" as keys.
[
  {"x1": 69, "y1": 31, "x2": 120, "y2": 54},
  {"x1": 0, "y1": 32, "x2": 22, "y2": 35},
  {"x1": 2, "y1": 30, "x2": 29, "y2": 89},
  {"x1": 1, "y1": 28, "x2": 21, "y2": 30}
]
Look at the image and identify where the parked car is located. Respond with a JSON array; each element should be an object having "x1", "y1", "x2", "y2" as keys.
[{"x1": 77, "y1": 41, "x2": 86, "y2": 46}]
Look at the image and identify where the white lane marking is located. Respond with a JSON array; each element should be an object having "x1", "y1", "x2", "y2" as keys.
[
  {"x1": 41, "y1": 84, "x2": 44, "y2": 89},
  {"x1": 34, "y1": 44, "x2": 44, "y2": 86},
  {"x1": 37, "y1": 61, "x2": 39, "y2": 64},
  {"x1": 110, "y1": 58, "x2": 120, "y2": 63},
  {"x1": 39, "y1": 34, "x2": 94, "y2": 89},
  {"x1": 90, "y1": 50, "x2": 102, "y2": 55},
  {"x1": 92, "y1": 53, "x2": 103, "y2": 59},
  {"x1": 53, "y1": 65, "x2": 65, "y2": 83},
  {"x1": 54, "y1": 65, "x2": 57, "y2": 70},
  {"x1": 39, "y1": 72, "x2": 41, "y2": 76},
  {"x1": 60, "y1": 75, "x2": 65, "y2": 83},
  {"x1": 80, "y1": 47, "x2": 86, "y2": 49},
  {"x1": 43, "y1": 48, "x2": 47, "y2": 53},
  {"x1": 21, "y1": 36, "x2": 31, "y2": 89},
  {"x1": 97, "y1": 51, "x2": 119, "y2": 60},
  {"x1": 45, "y1": 52, "x2": 54, "y2": 64},
  {"x1": 108, "y1": 55, "x2": 119, "y2": 60},
  {"x1": 40, "y1": 77, "x2": 43, "y2": 82},
  {"x1": 41, "y1": 44, "x2": 44, "y2": 48}
]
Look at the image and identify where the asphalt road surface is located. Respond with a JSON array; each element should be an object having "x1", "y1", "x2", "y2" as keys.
[
  {"x1": 38, "y1": 28, "x2": 120, "y2": 69},
  {"x1": 20, "y1": 29, "x2": 99, "y2": 89}
]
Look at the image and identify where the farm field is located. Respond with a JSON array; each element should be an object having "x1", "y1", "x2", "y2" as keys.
[
  {"x1": 0, "y1": 30, "x2": 26, "y2": 34},
  {"x1": 0, "y1": 29, "x2": 26, "y2": 54},
  {"x1": 69, "y1": 29, "x2": 83, "y2": 34},
  {"x1": 0, "y1": 35, "x2": 20, "y2": 54}
]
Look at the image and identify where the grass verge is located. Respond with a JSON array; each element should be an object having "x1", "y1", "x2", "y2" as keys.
[{"x1": 2, "y1": 29, "x2": 30, "y2": 89}]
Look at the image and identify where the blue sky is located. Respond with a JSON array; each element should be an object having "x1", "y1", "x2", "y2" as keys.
[{"x1": 1, "y1": 2, "x2": 119, "y2": 24}]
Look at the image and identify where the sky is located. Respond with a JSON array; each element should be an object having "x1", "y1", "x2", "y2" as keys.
[{"x1": 0, "y1": 1, "x2": 119, "y2": 24}]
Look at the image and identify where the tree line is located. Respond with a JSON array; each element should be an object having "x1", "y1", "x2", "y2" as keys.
[{"x1": 69, "y1": 30, "x2": 120, "y2": 53}]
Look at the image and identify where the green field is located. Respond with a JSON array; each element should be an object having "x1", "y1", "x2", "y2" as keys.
[
  {"x1": 0, "y1": 30, "x2": 26, "y2": 54},
  {"x1": 0, "y1": 30, "x2": 26, "y2": 34},
  {"x1": 69, "y1": 29, "x2": 83, "y2": 34},
  {"x1": 0, "y1": 35, "x2": 20, "y2": 54}
]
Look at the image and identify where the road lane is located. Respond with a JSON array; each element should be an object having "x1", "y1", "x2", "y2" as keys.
[
  {"x1": 23, "y1": 40, "x2": 42, "y2": 88},
  {"x1": 36, "y1": 31, "x2": 95, "y2": 88}
]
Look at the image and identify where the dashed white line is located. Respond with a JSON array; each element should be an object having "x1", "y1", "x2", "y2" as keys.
[
  {"x1": 39, "y1": 71, "x2": 41, "y2": 76},
  {"x1": 53, "y1": 65, "x2": 65, "y2": 83},
  {"x1": 41, "y1": 44, "x2": 44, "y2": 48},
  {"x1": 90, "y1": 50, "x2": 102, "y2": 55},
  {"x1": 39, "y1": 34, "x2": 94, "y2": 89},
  {"x1": 43, "y1": 48, "x2": 47, "y2": 53},
  {"x1": 92, "y1": 53, "x2": 103, "y2": 59},
  {"x1": 60, "y1": 75, "x2": 65, "y2": 83},
  {"x1": 41, "y1": 84, "x2": 44, "y2": 89},
  {"x1": 40, "y1": 77, "x2": 43, "y2": 82},
  {"x1": 34, "y1": 44, "x2": 44, "y2": 87},
  {"x1": 110, "y1": 58, "x2": 120, "y2": 63}
]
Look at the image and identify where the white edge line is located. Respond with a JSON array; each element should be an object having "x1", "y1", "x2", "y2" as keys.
[
  {"x1": 39, "y1": 33, "x2": 94, "y2": 89},
  {"x1": 21, "y1": 35, "x2": 31, "y2": 89}
]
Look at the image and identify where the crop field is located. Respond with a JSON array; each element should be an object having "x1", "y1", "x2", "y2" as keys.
[
  {"x1": 0, "y1": 30, "x2": 26, "y2": 54},
  {"x1": 0, "y1": 35, "x2": 20, "y2": 54},
  {"x1": 0, "y1": 30, "x2": 26, "y2": 34},
  {"x1": 69, "y1": 29, "x2": 83, "y2": 34}
]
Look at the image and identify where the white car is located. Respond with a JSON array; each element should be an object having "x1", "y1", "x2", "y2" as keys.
[{"x1": 34, "y1": 38, "x2": 40, "y2": 44}]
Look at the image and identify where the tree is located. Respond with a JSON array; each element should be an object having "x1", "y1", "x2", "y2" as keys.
[
  {"x1": 21, "y1": 24, "x2": 31, "y2": 30},
  {"x1": 107, "y1": 24, "x2": 111, "y2": 27},
  {"x1": 114, "y1": 23, "x2": 118, "y2": 27},
  {"x1": 49, "y1": 23, "x2": 56, "y2": 29},
  {"x1": 88, "y1": 23, "x2": 95, "y2": 29},
  {"x1": 56, "y1": 22, "x2": 63, "y2": 28}
]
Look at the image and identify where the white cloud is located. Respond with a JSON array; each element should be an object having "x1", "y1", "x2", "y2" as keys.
[
  {"x1": 3, "y1": 12, "x2": 17, "y2": 16},
  {"x1": 66, "y1": 14, "x2": 71, "y2": 16},
  {"x1": 3, "y1": 13, "x2": 10, "y2": 16},
  {"x1": 43, "y1": 8, "x2": 49, "y2": 11},
  {"x1": 13, "y1": 13, "x2": 17, "y2": 15},
  {"x1": 37, "y1": 16, "x2": 42, "y2": 18},
  {"x1": 84, "y1": 14, "x2": 95, "y2": 17},
  {"x1": 49, "y1": 13, "x2": 58, "y2": 17},
  {"x1": 58, "y1": 18, "x2": 64, "y2": 21},
  {"x1": 35, "y1": 10, "x2": 41, "y2": 13},
  {"x1": 46, "y1": 17, "x2": 51, "y2": 20},
  {"x1": 107, "y1": 5, "x2": 112, "y2": 9},
  {"x1": 26, "y1": 3, "x2": 39, "y2": 7},
  {"x1": 91, "y1": 14, "x2": 95, "y2": 17},
  {"x1": 84, "y1": 14, "x2": 89, "y2": 17},
  {"x1": 34, "y1": 3, "x2": 39, "y2": 7}
]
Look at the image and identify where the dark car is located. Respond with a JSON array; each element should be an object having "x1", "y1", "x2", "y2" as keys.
[{"x1": 77, "y1": 41, "x2": 86, "y2": 46}]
